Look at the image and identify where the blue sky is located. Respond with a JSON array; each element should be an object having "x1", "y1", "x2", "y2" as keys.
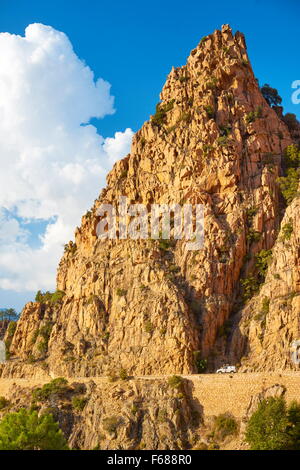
[
  {"x1": 1, "y1": 0, "x2": 299, "y2": 136},
  {"x1": 0, "y1": 0, "x2": 299, "y2": 311}
]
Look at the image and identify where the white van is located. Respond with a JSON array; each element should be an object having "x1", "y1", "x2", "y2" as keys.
[{"x1": 216, "y1": 365, "x2": 236, "y2": 374}]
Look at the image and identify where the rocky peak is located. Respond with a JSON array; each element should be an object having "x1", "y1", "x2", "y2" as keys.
[{"x1": 5, "y1": 25, "x2": 297, "y2": 377}]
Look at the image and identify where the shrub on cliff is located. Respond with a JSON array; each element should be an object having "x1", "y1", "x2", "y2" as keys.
[
  {"x1": 245, "y1": 397, "x2": 300, "y2": 450},
  {"x1": 261, "y1": 84, "x2": 282, "y2": 107},
  {"x1": 168, "y1": 375, "x2": 183, "y2": 389},
  {"x1": 72, "y1": 396, "x2": 87, "y2": 411},
  {"x1": 35, "y1": 290, "x2": 65, "y2": 304},
  {"x1": 213, "y1": 412, "x2": 238, "y2": 441},
  {"x1": 278, "y1": 168, "x2": 300, "y2": 204},
  {"x1": 32, "y1": 377, "x2": 69, "y2": 402},
  {"x1": 0, "y1": 408, "x2": 68, "y2": 450},
  {"x1": 278, "y1": 145, "x2": 300, "y2": 204},
  {"x1": 0, "y1": 397, "x2": 9, "y2": 410},
  {"x1": 151, "y1": 100, "x2": 174, "y2": 128}
]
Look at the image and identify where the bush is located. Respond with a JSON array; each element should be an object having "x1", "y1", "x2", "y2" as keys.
[
  {"x1": 261, "y1": 84, "x2": 282, "y2": 107},
  {"x1": 35, "y1": 290, "x2": 65, "y2": 304},
  {"x1": 213, "y1": 412, "x2": 238, "y2": 441},
  {"x1": 168, "y1": 375, "x2": 183, "y2": 389},
  {"x1": 119, "y1": 368, "x2": 129, "y2": 380},
  {"x1": 241, "y1": 276, "x2": 260, "y2": 299},
  {"x1": 0, "y1": 397, "x2": 9, "y2": 410},
  {"x1": 35, "y1": 321, "x2": 53, "y2": 355},
  {"x1": 246, "y1": 228, "x2": 261, "y2": 243},
  {"x1": 284, "y1": 144, "x2": 300, "y2": 168},
  {"x1": 217, "y1": 135, "x2": 228, "y2": 147},
  {"x1": 6, "y1": 321, "x2": 17, "y2": 338},
  {"x1": 116, "y1": 288, "x2": 127, "y2": 297},
  {"x1": 245, "y1": 397, "x2": 300, "y2": 450},
  {"x1": 246, "y1": 206, "x2": 258, "y2": 225},
  {"x1": 283, "y1": 113, "x2": 299, "y2": 133},
  {"x1": 281, "y1": 221, "x2": 293, "y2": 240},
  {"x1": 5, "y1": 321, "x2": 17, "y2": 352},
  {"x1": 179, "y1": 75, "x2": 189, "y2": 83},
  {"x1": 278, "y1": 145, "x2": 300, "y2": 204},
  {"x1": 204, "y1": 105, "x2": 214, "y2": 119},
  {"x1": 0, "y1": 408, "x2": 68, "y2": 450},
  {"x1": 261, "y1": 297, "x2": 270, "y2": 315},
  {"x1": 278, "y1": 168, "x2": 300, "y2": 204},
  {"x1": 207, "y1": 76, "x2": 218, "y2": 89},
  {"x1": 255, "y1": 249, "x2": 272, "y2": 277},
  {"x1": 151, "y1": 100, "x2": 174, "y2": 128},
  {"x1": 193, "y1": 351, "x2": 207, "y2": 373},
  {"x1": 72, "y1": 396, "x2": 87, "y2": 411},
  {"x1": 32, "y1": 378, "x2": 69, "y2": 402},
  {"x1": 245, "y1": 106, "x2": 262, "y2": 124},
  {"x1": 144, "y1": 320, "x2": 154, "y2": 334},
  {"x1": 103, "y1": 416, "x2": 122, "y2": 435}
]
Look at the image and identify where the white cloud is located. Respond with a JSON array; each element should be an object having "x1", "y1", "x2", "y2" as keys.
[{"x1": 0, "y1": 23, "x2": 134, "y2": 293}]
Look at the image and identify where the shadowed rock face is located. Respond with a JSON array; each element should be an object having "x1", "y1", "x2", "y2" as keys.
[{"x1": 6, "y1": 24, "x2": 298, "y2": 377}]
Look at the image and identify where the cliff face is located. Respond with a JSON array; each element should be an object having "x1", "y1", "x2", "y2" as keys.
[
  {"x1": 7, "y1": 24, "x2": 298, "y2": 376},
  {"x1": 230, "y1": 195, "x2": 300, "y2": 371}
]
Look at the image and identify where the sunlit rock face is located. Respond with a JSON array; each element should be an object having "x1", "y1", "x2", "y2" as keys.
[{"x1": 6, "y1": 24, "x2": 298, "y2": 377}]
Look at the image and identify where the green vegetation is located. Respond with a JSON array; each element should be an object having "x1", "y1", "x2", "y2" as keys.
[
  {"x1": 193, "y1": 352, "x2": 207, "y2": 373},
  {"x1": 245, "y1": 397, "x2": 300, "y2": 450},
  {"x1": 0, "y1": 397, "x2": 9, "y2": 410},
  {"x1": 261, "y1": 297, "x2": 270, "y2": 315},
  {"x1": 202, "y1": 144, "x2": 213, "y2": 155},
  {"x1": 179, "y1": 75, "x2": 189, "y2": 83},
  {"x1": 207, "y1": 76, "x2": 218, "y2": 90},
  {"x1": 119, "y1": 368, "x2": 129, "y2": 380},
  {"x1": 6, "y1": 321, "x2": 17, "y2": 337},
  {"x1": 0, "y1": 308, "x2": 18, "y2": 321},
  {"x1": 281, "y1": 221, "x2": 293, "y2": 240},
  {"x1": 103, "y1": 416, "x2": 122, "y2": 435},
  {"x1": 213, "y1": 413, "x2": 238, "y2": 441},
  {"x1": 278, "y1": 144, "x2": 300, "y2": 204},
  {"x1": 217, "y1": 135, "x2": 228, "y2": 147},
  {"x1": 168, "y1": 375, "x2": 183, "y2": 389},
  {"x1": 34, "y1": 321, "x2": 53, "y2": 356},
  {"x1": 255, "y1": 249, "x2": 272, "y2": 277},
  {"x1": 278, "y1": 169, "x2": 300, "y2": 203},
  {"x1": 157, "y1": 409, "x2": 168, "y2": 423},
  {"x1": 283, "y1": 113, "x2": 299, "y2": 133},
  {"x1": 116, "y1": 288, "x2": 127, "y2": 297},
  {"x1": 151, "y1": 100, "x2": 175, "y2": 128},
  {"x1": 32, "y1": 378, "x2": 69, "y2": 402},
  {"x1": 255, "y1": 297, "x2": 270, "y2": 323},
  {"x1": 204, "y1": 105, "x2": 214, "y2": 119},
  {"x1": 246, "y1": 228, "x2": 261, "y2": 243},
  {"x1": 5, "y1": 321, "x2": 17, "y2": 354},
  {"x1": 35, "y1": 290, "x2": 65, "y2": 304},
  {"x1": 241, "y1": 276, "x2": 260, "y2": 300},
  {"x1": 64, "y1": 241, "x2": 77, "y2": 254},
  {"x1": 72, "y1": 396, "x2": 87, "y2": 411},
  {"x1": 158, "y1": 239, "x2": 173, "y2": 251},
  {"x1": 217, "y1": 320, "x2": 232, "y2": 339},
  {"x1": 285, "y1": 144, "x2": 300, "y2": 168},
  {"x1": 245, "y1": 106, "x2": 262, "y2": 124},
  {"x1": 246, "y1": 206, "x2": 258, "y2": 227},
  {"x1": 144, "y1": 320, "x2": 154, "y2": 334},
  {"x1": 0, "y1": 408, "x2": 68, "y2": 450},
  {"x1": 260, "y1": 83, "x2": 282, "y2": 107}
]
